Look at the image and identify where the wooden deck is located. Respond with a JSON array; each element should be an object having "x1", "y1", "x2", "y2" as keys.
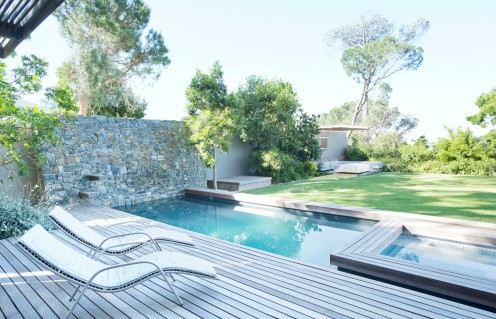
[{"x1": 1, "y1": 204, "x2": 494, "y2": 319}]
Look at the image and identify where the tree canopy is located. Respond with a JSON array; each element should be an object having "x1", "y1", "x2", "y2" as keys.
[
  {"x1": 236, "y1": 76, "x2": 321, "y2": 182},
  {"x1": 237, "y1": 76, "x2": 301, "y2": 151},
  {"x1": 325, "y1": 14, "x2": 429, "y2": 134},
  {"x1": 55, "y1": 0, "x2": 170, "y2": 118},
  {"x1": 467, "y1": 87, "x2": 496, "y2": 128},
  {"x1": 185, "y1": 62, "x2": 237, "y2": 188}
]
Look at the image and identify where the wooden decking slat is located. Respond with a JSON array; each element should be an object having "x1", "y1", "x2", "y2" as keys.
[{"x1": 0, "y1": 279, "x2": 23, "y2": 319}]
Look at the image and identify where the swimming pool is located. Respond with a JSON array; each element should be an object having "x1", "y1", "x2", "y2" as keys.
[
  {"x1": 381, "y1": 234, "x2": 496, "y2": 280},
  {"x1": 118, "y1": 195, "x2": 376, "y2": 267}
]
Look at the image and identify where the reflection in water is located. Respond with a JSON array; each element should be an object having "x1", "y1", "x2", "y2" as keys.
[{"x1": 119, "y1": 196, "x2": 376, "y2": 267}]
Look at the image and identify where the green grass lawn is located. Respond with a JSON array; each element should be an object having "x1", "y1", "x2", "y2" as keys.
[{"x1": 243, "y1": 173, "x2": 496, "y2": 224}]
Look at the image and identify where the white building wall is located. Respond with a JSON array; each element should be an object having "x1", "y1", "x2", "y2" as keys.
[
  {"x1": 0, "y1": 146, "x2": 42, "y2": 199},
  {"x1": 207, "y1": 137, "x2": 252, "y2": 180},
  {"x1": 317, "y1": 131, "x2": 348, "y2": 161}
]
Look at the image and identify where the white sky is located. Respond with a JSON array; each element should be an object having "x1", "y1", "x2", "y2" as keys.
[{"x1": 12, "y1": 0, "x2": 496, "y2": 142}]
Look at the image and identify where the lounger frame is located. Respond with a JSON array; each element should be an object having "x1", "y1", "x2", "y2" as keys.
[
  {"x1": 49, "y1": 212, "x2": 194, "y2": 259},
  {"x1": 17, "y1": 240, "x2": 215, "y2": 319}
]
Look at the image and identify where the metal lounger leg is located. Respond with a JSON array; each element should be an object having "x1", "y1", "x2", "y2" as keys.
[
  {"x1": 160, "y1": 271, "x2": 183, "y2": 305},
  {"x1": 69, "y1": 285, "x2": 81, "y2": 301},
  {"x1": 66, "y1": 282, "x2": 91, "y2": 319}
]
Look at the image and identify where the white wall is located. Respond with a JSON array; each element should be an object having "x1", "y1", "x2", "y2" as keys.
[
  {"x1": 317, "y1": 131, "x2": 348, "y2": 161},
  {"x1": 0, "y1": 147, "x2": 42, "y2": 199},
  {"x1": 207, "y1": 137, "x2": 252, "y2": 180}
]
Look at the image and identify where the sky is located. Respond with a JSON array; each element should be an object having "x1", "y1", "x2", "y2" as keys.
[{"x1": 11, "y1": 0, "x2": 496, "y2": 142}]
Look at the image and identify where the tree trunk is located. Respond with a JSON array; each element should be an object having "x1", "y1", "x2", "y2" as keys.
[
  {"x1": 347, "y1": 79, "x2": 370, "y2": 143},
  {"x1": 79, "y1": 96, "x2": 89, "y2": 116},
  {"x1": 213, "y1": 147, "x2": 218, "y2": 190}
]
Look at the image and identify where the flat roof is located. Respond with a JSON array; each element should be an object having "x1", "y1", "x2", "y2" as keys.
[
  {"x1": 319, "y1": 125, "x2": 369, "y2": 131},
  {"x1": 0, "y1": 0, "x2": 65, "y2": 58}
]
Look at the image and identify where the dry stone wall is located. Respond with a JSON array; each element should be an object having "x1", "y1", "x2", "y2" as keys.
[{"x1": 41, "y1": 116, "x2": 206, "y2": 207}]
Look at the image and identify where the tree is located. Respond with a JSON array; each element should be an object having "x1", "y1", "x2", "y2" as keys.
[
  {"x1": 319, "y1": 83, "x2": 417, "y2": 142},
  {"x1": 185, "y1": 62, "x2": 237, "y2": 189},
  {"x1": 0, "y1": 55, "x2": 76, "y2": 180},
  {"x1": 236, "y1": 76, "x2": 321, "y2": 182},
  {"x1": 55, "y1": 0, "x2": 170, "y2": 118},
  {"x1": 467, "y1": 87, "x2": 496, "y2": 128},
  {"x1": 325, "y1": 14, "x2": 429, "y2": 138},
  {"x1": 237, "y1": 76, "x2": 301, "y2": 150}
]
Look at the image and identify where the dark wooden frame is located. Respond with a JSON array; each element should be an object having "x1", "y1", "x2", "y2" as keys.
[{"x1": 0, "y1": 0, "x2": 65, "y2": 58}]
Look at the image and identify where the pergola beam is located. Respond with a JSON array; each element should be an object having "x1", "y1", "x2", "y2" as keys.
[{"x1": 0, "y1": 0, "x2": 65, "y2": 58}]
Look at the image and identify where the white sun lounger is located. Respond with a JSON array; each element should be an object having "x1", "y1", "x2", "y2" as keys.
[
  {"x1": 18, "y1": 225, "x2": 218, "y2": 319},
  {"x1": 49, "y1": 206, "x2": 194, "y2": 258}
]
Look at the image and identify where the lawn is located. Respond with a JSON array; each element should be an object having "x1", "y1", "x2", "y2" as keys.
[{"x1": 243, "y1": 173, "x2": 496, "y2": 224}]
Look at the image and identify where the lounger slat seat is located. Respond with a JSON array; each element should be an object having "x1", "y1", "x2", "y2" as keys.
[
  {"x1": 49, "y1": 206, "x2": 194, "y2": 255},
  {"x1": 18, "y1": 225, "x2": 218, "y2": 319}
]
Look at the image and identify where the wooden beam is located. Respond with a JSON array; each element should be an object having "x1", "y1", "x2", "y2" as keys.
[
  {"x1": 0, "y1": 0, "x2": 65, "y2": 58},
  {"x1": 0, "y1": 21, "x2": 17, "y2": 38},
  {"x1": 1, "y1": 37, "x2": 17, "y2": 57}
]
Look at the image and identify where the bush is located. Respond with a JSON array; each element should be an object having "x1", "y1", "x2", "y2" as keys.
[
  {"x1": 0, "y1": 194, "x2": 53, "y2": 239},
  {"x1": 301, "y1": 160, "x2": 319, "y2": 177},
  {"x1": 250, "y1": 149, "x2": 319, "y2": 183},
  {"x1": 344, "y1": 145, "x2": 368, "y2": 161},
  {"x1": 414, "y1": 159, "x2": 496, "y2": 176}
]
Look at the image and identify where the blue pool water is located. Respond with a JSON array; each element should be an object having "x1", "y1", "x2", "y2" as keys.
[
  {"x1": 118, "y1": 195, "x2": 376, "y2": 267},
  {"x1": 381, "y1": 234, "x2": 496, "y2": 279}
]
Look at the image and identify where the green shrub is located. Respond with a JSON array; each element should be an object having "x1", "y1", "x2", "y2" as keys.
[
  {"x1": 414, "y1": 159, "x2": 496, "y2": 176},
  {"x1": 250, "y1": 149, "x2": 318, "y2": 183},
  {"x1": 379, "y1": 156, "x2": 411, "y2": 172},
  {"x1": 344, "y1": 145, "x2": 368, "y2": 161},
  {"x1": 0, "y1": 194, "x2": 53, "y2": 239},
  {"x1": 301, "y1": 160, "x2": 319, "y2": 177}
]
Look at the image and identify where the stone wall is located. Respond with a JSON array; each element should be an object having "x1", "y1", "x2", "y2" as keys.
[{"x1": 41, "y1": 116, "x2": 206, "y2": 207}]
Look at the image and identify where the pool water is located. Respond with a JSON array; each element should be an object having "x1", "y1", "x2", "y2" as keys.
[
  {"x1": 381, "y1": 234, "x2": 496, "y2": 280},
  {"x1": 118, "y1": 196, "x2": 376, "y2": 267}
]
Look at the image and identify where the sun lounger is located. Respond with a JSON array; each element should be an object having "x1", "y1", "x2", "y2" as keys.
[
  {"x1": 18, "y1": 225, "x2": 217, "y2": 319},
  {"x1": 49, "y1": 206, "x2": 194, "y2": 258}
]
